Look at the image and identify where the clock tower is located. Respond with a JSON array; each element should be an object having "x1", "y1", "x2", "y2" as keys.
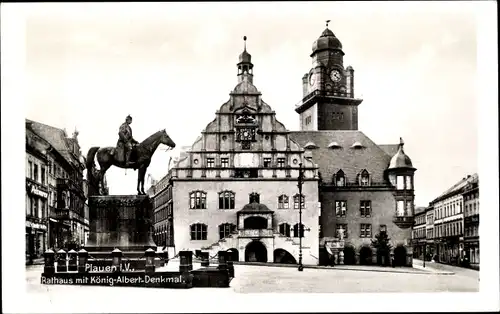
[{"x1": 296, "y1": 21, "x2": 363, "y2": 131}]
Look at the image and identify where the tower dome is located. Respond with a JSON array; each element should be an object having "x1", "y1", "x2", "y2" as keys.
[
  {"x1": 236, "y1": 36, "x2": 254, "y2": 84},
  {"x1": 388, "y1": 137, "x2": 414, "y2": 169},
  {"x1": 312, "y1": 27, "x2": 343, "y2": 54}
]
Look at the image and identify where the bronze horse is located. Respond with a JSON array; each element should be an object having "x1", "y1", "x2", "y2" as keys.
[{"x1": 86, "y1": 129, "x2": 176, "y2": 195}]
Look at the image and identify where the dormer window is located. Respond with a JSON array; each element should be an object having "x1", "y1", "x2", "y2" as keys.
[
  {"x1": 328, "y1": 141, "x2": 342, "y2": 149},
  {"x1": 304, "y1": 141, "x2": 319, "y2": 149},
  {"x1": 359, "y1": 170, "x2": 370, "y2": 186},
  {"x1": 335, "y1": 169, "x2": 346, "y2": 187},
  {"x1": 351, "y1": 141, "x2": 364, "y2": 149}
]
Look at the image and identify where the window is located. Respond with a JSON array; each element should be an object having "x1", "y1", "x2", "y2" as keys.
[
  {"x1": 360, "y1": 224, "x2": 372, "y2": 238},
  {"x1": 396, "y1": 201, "x2": 405, "y2": 216},
  {"x1": 336, "y1": 224, "x2": 348, "y2": 239},
  {"x1": 406, "y1": 201, "x2": 413, "y2": 215},
  {"x1": 305, "y1": 115, "x2": 312, "y2": 125},
  {"x1": 293, "y1": 194, "x2": 305, "y2": 209},
  {"x1": 360, "y1": 170, "x2": 370, "y2": 186},
  {"x1": 33, "y1": 164, "x2": 38, "y2": 182},
  {"x1": 335, "y1": 170, "x2": 345, "y2": 186},
  {"x1": 190, "y1": 223, "x2": 207, "y2": 240},
  {"x1": 218, "y1": 191, "x2": 235, "y2": 209},
  {"x1": 263, "y1": 158, "x2": 271, "y2": 168},
  {"x1": 277, "y1": 158, "x2": 286, "y2": 168},
  {"x1": 360, "y1": 200, "x2": 371, "y2": 217},
  {"x1": 405, "y1": 176, "x2": 412, "y2": 189},
  {"x1": 189, "y1": 191, "x2": 207, "y2": 209},
  {"x1": 206, "y1": 158, "x2": 215, "y2": 168},
  {"x1": 219, "y1": 223, "x2": 236, "y2": 239},
  {"x1": 221, "y1": 158, "x2": 229, "y2": 168},
  {"x1": 335, "y1": 201, "x2": 347, "y2": 217},
  {"x1": 278, "y1": 195, "x2": 289, "y2": 209},
  {"x1": 32, "y1": 198, "x2": 38, "y2": 217},
  {"x1": 293, "y1": 223, "x2": 305, "y2": 238},
  {"x1": 396, "y1": 176, "x2": 404, "y2": 190},
  {"x1": 249, "y1": 192, "x2": 260, "y2": 204},
  {"x1": 28, "y1": 161, "x2": 33, "y2": 179},
  {"x1": 41, "y1": 167, "x2": 46, "y2": 185},
  {"x1": 279, "y1": 223, "x2": 291, "y2": 237}
]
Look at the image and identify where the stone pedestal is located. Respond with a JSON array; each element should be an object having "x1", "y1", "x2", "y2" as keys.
[{"x1": 85, "y1": 195, "x2": 159, "y2": 270}]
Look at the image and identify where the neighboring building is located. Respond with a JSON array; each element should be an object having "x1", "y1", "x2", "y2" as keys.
[
  {"x1": 411, "y1": 207, "x2": 427, "y2": 259},
  {"x1": 151, "y1": 172, "x2": 174, "y2": 252},
  {"x1": 26, "y1": 125, "x2": 50, "y2": 263},
  {"x1": 425, "y1": 204, "x2": 435, "y2": 260},
  {"x1": 26, "y1": 119, "x2": 88, "y2": 250},
  {"x1": 462, "y1": 174, "x2": 479, "y2": 269},
  {"x1": 289, "y1": 25, "x2": 416, "y2": 266},
  {"x1": 430, "y1": 174, "x2": 478, "y2": 265}
]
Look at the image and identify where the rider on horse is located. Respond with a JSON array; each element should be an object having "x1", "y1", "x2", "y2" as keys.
[{"x1": 117, "y1": 115, "x2": 139, "y2": 169}]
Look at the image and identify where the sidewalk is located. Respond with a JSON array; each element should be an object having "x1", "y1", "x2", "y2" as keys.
[{"x1": 413, "y1": 258, "x2": 478, "y2": 275}]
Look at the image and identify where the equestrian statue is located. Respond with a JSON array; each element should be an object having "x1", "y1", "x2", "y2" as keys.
[{"x1": 86, "y1": 115, "x2": 176, "y2": 195}]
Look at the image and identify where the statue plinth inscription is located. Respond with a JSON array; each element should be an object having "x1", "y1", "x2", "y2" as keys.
[{"x1": 86, "y1": 195, "x2": 156, "y2": 251}]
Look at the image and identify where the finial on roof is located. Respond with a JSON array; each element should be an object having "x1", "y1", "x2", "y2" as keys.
[
  {"x1": 399, "y1": 137, "x2": 404, "y2": 146},
  {"x1": 326, "y1": 19, "x2": 331, "y2": 28},
  {"x1": 243, "y1": 36, "x2": 247, "y2": 51}
]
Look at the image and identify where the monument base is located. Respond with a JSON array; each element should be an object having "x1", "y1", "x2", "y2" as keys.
[{"x1": 85, "y1": 195, "x2": 158, "y2": 270}]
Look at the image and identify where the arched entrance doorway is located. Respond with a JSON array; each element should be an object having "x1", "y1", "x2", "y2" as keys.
[
  {"x1": 243, "y1": 216, "x2": 268, "y2": 229},
  {"x1": 359, "y1": 246, "x2": 373, "y2": 265},
  {"x1": 394, "y1": 245, "x2": 407, "y2": 267},
  {"x1": 245, "y1": 240, "x2": 267, "y2": 262},
  {"x1": 227, "y1": 248, "x2": 239, "y2": 262},
  {"x1": 343, "y1": 245, "x2": 356, "y2": 265},
  {"x1": 273, "y1": 249, "x2": 297, "y2": 264}
]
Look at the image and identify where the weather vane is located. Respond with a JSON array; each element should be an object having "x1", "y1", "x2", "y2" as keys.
[
  {"x1": 243, "y1": 35, "x2": 247, "y2": 50},
  {"x1": 326, "y1": 20, "x2": 331, "y2": 28}
]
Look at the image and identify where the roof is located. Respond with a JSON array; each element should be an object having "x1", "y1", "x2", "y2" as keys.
[
  {"x1": 238, "y1": 202, "x2": 273, "y2": 213},
  {"x1": 414, "y1": 206, "x2": 427, "y2": 215},
  {"x1": 379, "y1": 144, "x2": 399, "y2": 157},
  {"x1": 388, "y1": 143, "x2": 414, "y2": 170},
  {"x1": 432, "y1": 173, "x2": 479, "y2": 203},
  {"x1": 26, "y1": 119, "x2": 79, "y2": 167},
  {"x1": 289, "y1": 131, "x2": 392, "y2": 184}
]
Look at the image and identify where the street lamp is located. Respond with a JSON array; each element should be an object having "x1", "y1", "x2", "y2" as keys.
[
  {"x1": 297, "y1": 163, "x2": 304, "y2": 271},
  {"x1": 423, "y1": 242, "x2": 426, "y2": 268}
]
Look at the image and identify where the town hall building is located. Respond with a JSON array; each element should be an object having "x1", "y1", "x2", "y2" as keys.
[{"x1": 151, "y1": 24, "x2": 416, "y2": 267}]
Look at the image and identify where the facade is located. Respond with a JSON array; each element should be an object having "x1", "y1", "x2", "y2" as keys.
[
  {"x1": 26, "y1": 119, "x2": 88, "y2": 250},
  {"x1": 462, "y1": 174, "x2": 479, "y2": 269},
  {"x1": 411, "y1": 207, "x2": 427, "y2": 259},
  {"x1": 290, "y1": 26, "x2": 416, "y2": 266},
  {"x1": 157, "y1": 40, "x2": 320, "y2": 265},
  {"x1": 26, "y1": 126, "x2": 50, "y2": 262},
  {"x1": 424, "y1": 205, "x2": 435, "y2": 260},
  {"x1": 430, "y1": 174, "x2": 477, "y2": 266},
  {"x1": 151, "y1": 172, "x2": 174, "y2": 252}
]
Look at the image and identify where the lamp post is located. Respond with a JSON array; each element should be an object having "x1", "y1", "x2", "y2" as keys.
[
  {"x1": 297, "y1": 163, "x2": 304, "y2": 271},
  {"x1": 423, "y1": 242, "x2": 426, "y2": 268}
]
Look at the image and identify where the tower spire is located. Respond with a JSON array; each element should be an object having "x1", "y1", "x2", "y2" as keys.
[
  {"x1": 243, "y1": 35, "x2": 247, "y2": 51},
  {"x1": 326, "y1": 19, "x2": 331, "y2": 28}
]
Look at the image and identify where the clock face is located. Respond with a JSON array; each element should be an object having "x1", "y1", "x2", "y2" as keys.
[
  {"x1": 330, "y1": 70, "x2": 342, "y2": 82},
  {"x1": 309, "y1": 73, "x2": 316, "y2": 86}
]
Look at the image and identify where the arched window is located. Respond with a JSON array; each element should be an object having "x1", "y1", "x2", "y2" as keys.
[
  {"x1": 335, "y1": 170, "x2": 345, "y2": 186},
  {"x1": 278, "y1": 195, "x2": 289, "y2": 209},
  {"x1": 218, "y1": 191, "x2": 235, "y2": 209},
  {"x1": 219, "y1": 223, "x2": 237, "y2": 239},
  {"x1": 190, "y1": 223, "x2": 207, "y2": 240},
  {"x1": 279, "y1": 223, "x2": 291, "y2": 237},
  {"x1": 293, "y1": 194, "x2": 305, "y2": 209},
  {"x1": 359, "y1": 169, "x2": 370, "y2": 186},
  {"x1": 189, "y1": 191, "x2": 207, "y2": 209},
  {"x1": 249, "y1": 192, "x2": 260, "y2": 204},
  {"x1": 293, "y1": 223, "x2": 305, "y2": 238}
]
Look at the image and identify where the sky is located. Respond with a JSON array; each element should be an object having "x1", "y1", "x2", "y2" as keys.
[{"x1": 23, "y1": 2, "x2": 479, "y2": 205}]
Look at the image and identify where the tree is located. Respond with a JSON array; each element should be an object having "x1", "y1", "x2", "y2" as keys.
[{"x1": 371, "y1": 231, "x2": 392, "y2": 266}]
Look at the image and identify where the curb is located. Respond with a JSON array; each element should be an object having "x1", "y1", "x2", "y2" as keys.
[{"x1": 231, "y1": 261, "x2": 447, "y2": 275}]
